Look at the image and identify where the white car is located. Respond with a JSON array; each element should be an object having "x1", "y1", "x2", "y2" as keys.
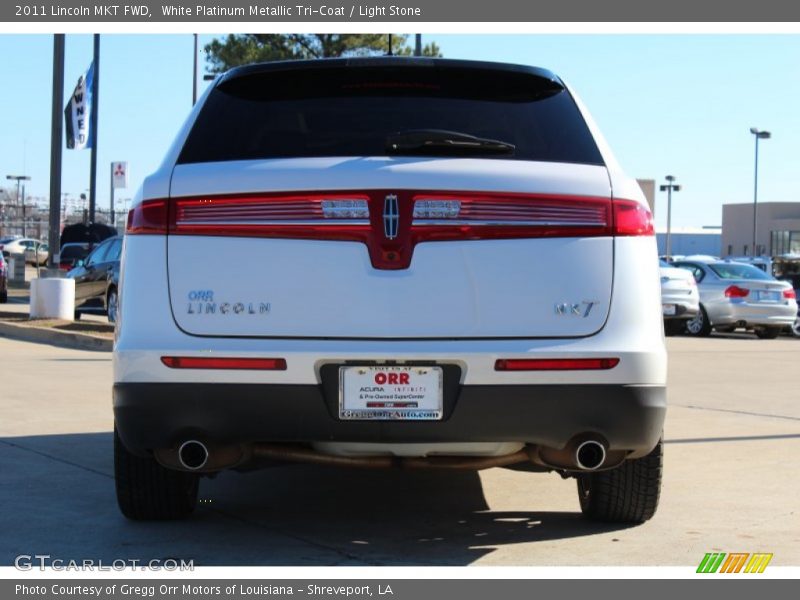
[
  {"x1": 0, "y1": 237, "x2": 48, "y2": 265},
  {"x1": 114, "y1": 58, "x2": 667, "y2": 522},
  {"x1": 660, "y1": 259, "x2": 700, "y2": 335},
  {"x1": 0, "y1": 236, "x2": 27, "y2": 258}
]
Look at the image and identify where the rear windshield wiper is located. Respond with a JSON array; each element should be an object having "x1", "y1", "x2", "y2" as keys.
[{"x1": 386, "y1": 129, "x2": 515, "y2": 157}]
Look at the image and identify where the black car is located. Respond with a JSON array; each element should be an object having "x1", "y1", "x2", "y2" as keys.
[
  {"x1": 0, "y1": 252, "x2": 8, "y2": 303},
  {"x1": 59, "y1": 243, "x2": 92, "y2": 271},
  {"x1": 67, "y1": 236, "x2": 122, "y2": 322}
]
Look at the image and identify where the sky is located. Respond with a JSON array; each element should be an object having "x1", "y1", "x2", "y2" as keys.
[{"x1": 1, "y1": 33, "x2": 799, "y2": 230}]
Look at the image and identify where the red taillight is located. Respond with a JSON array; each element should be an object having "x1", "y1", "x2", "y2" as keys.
[
  {"x1": 612, "y1": 199, "x2": 654, "y2": 236},
  {"x1": 128, "y1": 190, "x2": 652, "y2": 268},
  {"x1": 160, "y1": 356, "x2": 287, "y2": 370},
  {"x1": 127, "y1": 199, "x2": 168, "y2": 234},
  {"x1": 724, "y1": 285, "x2": 750, "y2": 298},
  {"x1": 494, "y1": 358, "x2": 620, "y2": 371},
  {"x1": 783, "y1": 288, "x2": 796, "y2": 299}
]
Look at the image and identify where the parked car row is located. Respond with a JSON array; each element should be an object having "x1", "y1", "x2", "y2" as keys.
[
  {"x1": 660, "y1": 257, "x2": 797, "y2": 339},
  {"x1": 0, "y1": 226, "x2": 120, "y2": 317}
]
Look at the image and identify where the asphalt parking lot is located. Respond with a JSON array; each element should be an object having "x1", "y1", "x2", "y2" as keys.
[{"x1": 0, "y1": 334, "x2": 798, "y2": 566}]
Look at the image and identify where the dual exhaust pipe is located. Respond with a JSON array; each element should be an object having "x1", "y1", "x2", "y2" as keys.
[{"x1": 174, "y1": 437, "x2": 609, "y2": 473}]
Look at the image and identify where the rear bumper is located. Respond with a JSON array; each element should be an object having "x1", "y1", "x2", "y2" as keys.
[
  {"x1": 706, "y1": 300, "x2": 797, "y2": 327},
  {"x1": 114, "y1": 382, "x2": 666, "y2": 459}
]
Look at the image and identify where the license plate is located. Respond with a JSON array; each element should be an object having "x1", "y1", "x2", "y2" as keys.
[
  {"x1": 339, "y1": 365, "x2": 443, "y2": 421},
  {"x1": 662, "y1": 304, "x2": 677, "y2": 316},
  {"x1": 756, "y1": 291, "x2": 780, "y2": 302}
]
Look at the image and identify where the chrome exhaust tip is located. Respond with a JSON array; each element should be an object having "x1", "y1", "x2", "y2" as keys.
[
  {"x1": 575, "y1": 440, "x2": 606, "y2": 471},
  {"x1": 178, "y1": 440, "x2": 209, "y2": 471}
]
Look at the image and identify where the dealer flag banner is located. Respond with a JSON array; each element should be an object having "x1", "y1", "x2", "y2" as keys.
[{"x1": 64, "y1": 62, "x2": 94, "y2": 150}]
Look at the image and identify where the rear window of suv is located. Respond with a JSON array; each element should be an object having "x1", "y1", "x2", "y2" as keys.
[{"x1": 178, "y1": 64, "x2": 604, "y2": 166}]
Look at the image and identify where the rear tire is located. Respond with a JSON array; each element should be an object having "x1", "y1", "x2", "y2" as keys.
[
  {"x1": 114, "y1": 427, "x2": 199, "y2": 520},
  {"x1": 107, "y1": 288, "x2": 118, "y2": 324},
  {"x1": 576, "y1": 438, "x2": 662, "y2": 523},
  {"x1": 685, "y1": 305, "x2": 712, "y2": 337},
  {"x1": 754, "y1": 326, "x2": 781, "y2": 340},
  {"x1": 789, "y1": 315, "x2": 800, "y2": 338}
]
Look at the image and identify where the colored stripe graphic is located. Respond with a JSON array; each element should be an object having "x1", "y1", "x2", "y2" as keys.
[
  {"x1": 744, "y1": 553, "x2": 773, "y2": 573},
  {"x1": 720, "y1": 553, "x2": 749, "y2": 573},
  {"x1": 697, "y1": 553, "x2": 726, "y2": 573},
  {"x1": 697, "y1": 552, "x2": 773, "y2": 573}
]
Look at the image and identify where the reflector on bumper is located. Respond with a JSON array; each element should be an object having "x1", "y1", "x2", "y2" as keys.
[
  {"x1": 160, "y1": 356, "x2": 287, "y2": 370},
  {"x1": 494, "y1": 358, "x2": 619, "y2": 371}
]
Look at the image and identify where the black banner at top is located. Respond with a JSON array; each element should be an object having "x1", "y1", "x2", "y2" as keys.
[{"x1": 4, "y1": 0, "x2": 800, "y2": 22}]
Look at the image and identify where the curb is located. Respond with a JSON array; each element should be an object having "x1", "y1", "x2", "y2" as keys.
[{"x1": 0, "y1": 320, "x2": 113, "y2": 352}]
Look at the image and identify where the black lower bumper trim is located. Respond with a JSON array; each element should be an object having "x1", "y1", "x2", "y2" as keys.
[{"x1": 114, "y1": 382, "x2": 666, "y2": 457}]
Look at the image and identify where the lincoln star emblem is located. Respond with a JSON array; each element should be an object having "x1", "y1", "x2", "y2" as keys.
[{"x1": 383, "y1": 194, "x2": 399, "y2": 240}]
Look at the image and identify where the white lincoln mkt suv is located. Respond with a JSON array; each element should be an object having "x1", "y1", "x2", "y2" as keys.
[{"x1": 114, "y1": 58, "x2": 666, "y2": 522}]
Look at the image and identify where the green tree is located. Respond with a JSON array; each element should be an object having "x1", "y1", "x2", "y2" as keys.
[{"x1": 204, "y1": 34, "x2": 441, "y2": 73}]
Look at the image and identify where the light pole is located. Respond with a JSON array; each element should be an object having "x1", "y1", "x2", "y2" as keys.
[
  {"x1": 80, "y1": 191, "x2": 89, "y2": 224},
  {"x1": 659, "y1": 175, "x2": 681, "y2": 258},
  {"x1": 750, "y1": 127, "x2": 771, "y2": 256},
  {"x1": 6, "y1": 174, "x2": 31, "y2": 236}
]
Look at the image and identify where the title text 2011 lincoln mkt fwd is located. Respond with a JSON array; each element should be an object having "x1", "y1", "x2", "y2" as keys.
[{"x1": 113, "y1": 58, "x2": 666, "y2": 522}]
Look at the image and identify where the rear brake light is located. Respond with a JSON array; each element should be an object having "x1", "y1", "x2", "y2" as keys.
[
  {"x1": 724, "y1": 285, "x2": 750, "y2": 298},
  {"x1": 611, "y1": 199, "x2": 654, "y2": 236},
  {"x1": 783, "y1": 289, "x2": 796, "y2": 299},
  {"x1": 160, "y1": 356, "x2": 287, "y2": 370},
  {"x1": 127, "y1": 199, "x2": 168, "y2": 234},
  {"x1": 495, "y1": 358, "x2": 620, "y2": 371}
]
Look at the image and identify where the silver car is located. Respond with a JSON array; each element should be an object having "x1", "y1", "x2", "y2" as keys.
[
  {"x1": 672, "y1": 259, "x2": 797, "y2": 338},
  {"x1": 660, "y1": 259, "x2": 699, "y2": 335}
]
